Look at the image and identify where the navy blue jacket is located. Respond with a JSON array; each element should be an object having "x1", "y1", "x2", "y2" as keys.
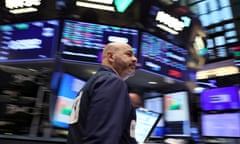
[{"x1": 67, "y1": 65, "x2": 137, "y2": 144}]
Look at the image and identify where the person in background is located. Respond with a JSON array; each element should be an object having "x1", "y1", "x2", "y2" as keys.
[
  {"x1": 67, "y1": 42, "x2": 138, "y2": 144},
  {"x1": 129, "y1": 92, "x2": 143, "y2": 108}
]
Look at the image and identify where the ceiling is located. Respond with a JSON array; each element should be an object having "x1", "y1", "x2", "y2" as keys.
[{"x1": 0, "y1": 0, "x2": 191, "y2": 95}]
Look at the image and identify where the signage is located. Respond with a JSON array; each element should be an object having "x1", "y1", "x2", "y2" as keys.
[
  {"x1": 155, "y1": 11, "x2": 185, "y2": 35},
  {"x1": 200, "y1": 86, "x2": 240, "y2": 111},
  {"x1": 5, "y1": 0, "x2": 41, "y2": 14}
]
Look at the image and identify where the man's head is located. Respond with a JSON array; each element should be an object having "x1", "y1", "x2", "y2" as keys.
[
  {"x1": 129, "y1": 92, "x2": 142, "y2": 108},
  {"x1": 102, "y1": 42, "x2": 138, "y2": 80}
]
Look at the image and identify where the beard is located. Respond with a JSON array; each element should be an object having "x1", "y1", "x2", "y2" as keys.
[{"x1": 113, "y1": 58, "x2": 136, "y2": 80}]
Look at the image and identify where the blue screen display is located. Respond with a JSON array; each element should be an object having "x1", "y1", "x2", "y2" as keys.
[
  {"x1": 0, "y1": 20, "x2": 60, "y2": 62},
  {"x1": 139, "y1": 32, "x2": 189, "y2": 81},
  {"x1": 144, "y1": 97, "x2": 164, "y2": 138},
  {"x1": 52, "y1": 73, "x2": 86, "y2": 128},
  {"x1": 60, "y1": 20, "x2": 139, "y2": 64}
]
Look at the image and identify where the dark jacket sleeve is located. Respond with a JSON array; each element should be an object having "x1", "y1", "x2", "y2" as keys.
[{"x1": 82, "y1": 74, "x2": 132, "y2": 144}]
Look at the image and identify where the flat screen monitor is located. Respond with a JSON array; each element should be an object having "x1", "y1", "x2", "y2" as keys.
[
  {"x1": 200, "y1": 86, "x2": 240, "y2": 111},
  {"x1": 139, "y1": 32, "x2": 188, "y2": 81},
  {"x1": 144, "y1": 97, "x2": 164, "y2": 139},
  {"x1": 0, "y1": 19, "x2": 60, "y2": 62},
  {"x1": 135, "y1": 108, "x2": 162, "y2": 143},
  {"x1": 52, "y1": 73, "x2": 86, "y2": 128},
  {"x1": 201, "y1": 113, "x2": 240, "y2": 137},
  {"x1": 60, "y1": 20, "x2": 139, "y2": 64},
  {"x1": 164, "y1": 91, "x2": 191, "y2": 137}
]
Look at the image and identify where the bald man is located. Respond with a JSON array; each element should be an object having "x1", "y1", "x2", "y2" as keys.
[{"x1": 67, "y1": 42, "x2": 138, "y2": 144}]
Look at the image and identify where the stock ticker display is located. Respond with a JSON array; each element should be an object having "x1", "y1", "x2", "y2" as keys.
[
  {"x1": 0, "y1": 20, "x2": 60, "y2": 62},
  {"x1": 60, "y1": 20, "x2": 139, "y2": 64},
  {"x1": 139, "y1": 32, "x2": 188, "y2": 81}
]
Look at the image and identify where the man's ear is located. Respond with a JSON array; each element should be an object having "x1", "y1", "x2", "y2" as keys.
[{"x1": 107, "y1": 52, "x2": 114, "y2": 63}]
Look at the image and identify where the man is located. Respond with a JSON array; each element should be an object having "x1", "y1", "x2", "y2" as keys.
[{"x1": 67, "y1": 42, "x2": 138, "y2": 144}]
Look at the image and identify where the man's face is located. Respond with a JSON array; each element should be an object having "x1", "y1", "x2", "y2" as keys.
[{"x1": 112, "y1": 45, "x2": 137, "y2": 79}]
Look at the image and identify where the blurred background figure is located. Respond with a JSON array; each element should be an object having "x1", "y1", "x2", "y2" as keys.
[{"x1": 129, "y1": 92, "x2": 143, "y2": 108}]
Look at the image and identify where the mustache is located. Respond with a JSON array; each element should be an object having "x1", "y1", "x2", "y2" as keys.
[
  {"x1": 129, "y1": 63, "x2": 141, "y2": 70},
  {"x1": 134, "y1": 63, "x2": 142, "y2": 69}
]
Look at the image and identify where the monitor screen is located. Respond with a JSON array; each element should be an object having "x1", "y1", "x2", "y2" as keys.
[
  {"x1": 139, "y1": 32, "x2": 188, "y2": 81},
  {"x1": 60, "y1": 20, "x2": 139, "y2": 63},
  {"x1": 135, "y1": 108, "x2": 161, "y2": 143},
  {"x1": 164, "y1": 91, "x2": 191, "y2": 137},
  {"x1": 0, "y1": 20, "x2": 60, "y2": 62},
  {"x1": 144, "y1": 97, "x2": 164, "y2": 138},
  {"x1": 52, "y1": 73, "x2": 86, "y2": 128},
  {"x1": 201, "y1": 113, "x2": 240, "y2": 137},
  {"x1": 200, "y1": 86, "x2": 240, "y2": 111}
]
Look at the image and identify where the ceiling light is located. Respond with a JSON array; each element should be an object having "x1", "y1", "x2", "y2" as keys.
[
  {"x1": 9, "y1": 7, "x2": 38, "y2": 14},
  {"x1": 156, "y1": 24, "x2": 179, "y2": 35},
  {"x1": 76, "y1": 1, "x2": 115, "y2": 12},
  {"x1": 193, "y1": 87, "x2": 205, "y2": 94},
  {"x1": 148, "y1": 81, "x2": 158, "y2": 85},
  {"x1": 86, "y1": 0, "x2": 113, "y2": 4}
]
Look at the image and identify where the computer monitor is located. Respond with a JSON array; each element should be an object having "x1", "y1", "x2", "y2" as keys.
[
  {"x1": 144, "y1": 96, "x2": 164, "y2": 139},
  {"x1": 200, "y1": 86, "x2": 240, "y2": 111},
  {"x1": 201, "y1": 113, "x2": 240, "y2": 138},
  {"x1": 163, "y1": 91, "x2": 191, "y2": 137},
  {"x1": 60, "y1": 19, "x2": 139, "y2": 64},
  {"x1": 52, "y1": 73, "x2": 86, "y2": 128},
  {"x1": 135, "y1": 108, "x2": 162, "y2": 143},
  {"x1": 0, "y1": 19, "x2": 60, "y2": 62}
]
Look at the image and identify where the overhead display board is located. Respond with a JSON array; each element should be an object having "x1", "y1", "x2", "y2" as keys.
[
  {"x1": 139, "y1": 0, "x2": 193, "y2": 47},
  {"x1": 139, "y1": 31, "x2": 188, "y2": 81},
  {"x1": 60, "y1": 19, "x2": 139, "y2": 64},
  {"x1": 0, "y1": 19, "x2": 60, "y2": 63},
  {"x1": 4, "y1": 0, "x2": 42, "y2": 14}
]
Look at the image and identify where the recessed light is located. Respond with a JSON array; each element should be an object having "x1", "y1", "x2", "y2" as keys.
[{"x1": 148, "y1": 81, "x2": 158, "y2": 85}]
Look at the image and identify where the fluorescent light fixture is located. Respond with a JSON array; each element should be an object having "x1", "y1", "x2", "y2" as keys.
[
  {"x1": 196, "y1": 66, "x2": 239, "y2": 79},
  {"x1": 76, "y1": 1, "x2": 115, "y2": 12},
  {"x1": 156, "y1": 24, "x2": 179, "y2": 35},
  {"x1": 9, "y1": 7, "x2": 38, "y2": 14},
  {"x1": 86, "y1": 0, "x2": 113, "y2": 4}
]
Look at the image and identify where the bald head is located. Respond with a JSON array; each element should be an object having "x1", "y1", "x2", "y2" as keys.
[
  {"x1": 101, "y1": 42, "x2": 137, "y2": 80},
  {"x1": 102, "y1": 42, "x2": 131, "y2": 62}
]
